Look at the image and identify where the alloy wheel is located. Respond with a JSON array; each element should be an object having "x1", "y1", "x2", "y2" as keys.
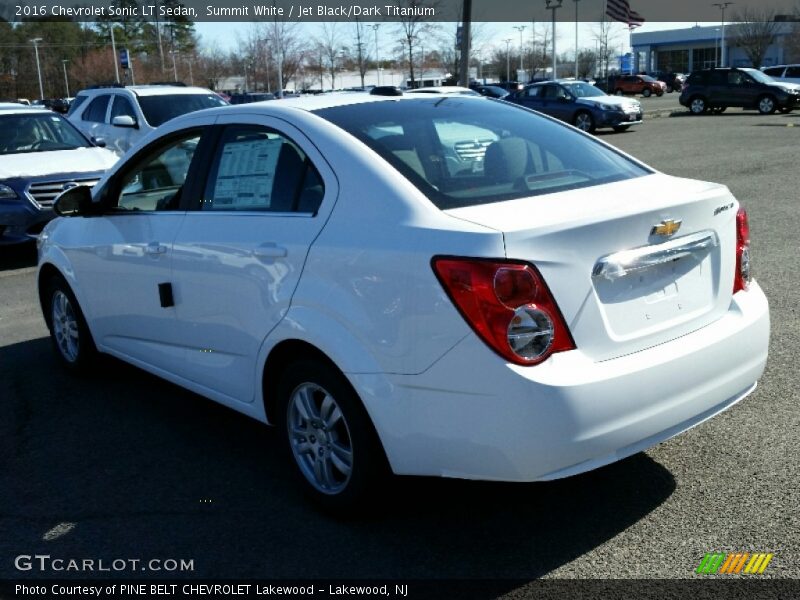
[
  {"x1": 690, "y1": 98, "x2": 706, "y2": 114},
  {"x1": 51, "y1": 290, "x2": 79, "y2": 363},
  {"x1": 287, "y1": 382, "x2": 354, "y2": 495},
  {"x1": 759, "y1": 96, "x2": 775, "y2": 114},
  {"x1": 574, "y1": 113, "x2": 593, "y2": 132}
]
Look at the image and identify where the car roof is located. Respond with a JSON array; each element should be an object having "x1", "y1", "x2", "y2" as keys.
[
  {"x1": 77, "y1": 85, "x2": 216, "y2": 97},
  {"x1": 407, "y1": 86, "x2": 478, "y2": 94}
]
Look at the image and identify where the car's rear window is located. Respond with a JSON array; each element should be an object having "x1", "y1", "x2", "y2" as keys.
[
  {"x1": 137, "y1": 94, "x2": 228, "y2": 127},
  {"x1": 314, "y1": 98, "x2": 650, "y2": 209}
]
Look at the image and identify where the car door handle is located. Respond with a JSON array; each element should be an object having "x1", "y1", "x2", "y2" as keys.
[
  {"x1": 252, "y1": 243, "x2": 288, "y2": 259},
  {"x1": 144, "y1": 242, "x2": 168, "y2": 255}
]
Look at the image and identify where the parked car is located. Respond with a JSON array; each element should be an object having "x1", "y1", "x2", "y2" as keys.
[
  {"x1": 613, "y1": 74, "x2": 667, "y2": 97},
  {"x1": 472, "y1": 85, "x2": 510, "y2": 99},
  {"x1": 495, "y1": 81, "x2": 525, "y2": 92},
  {"x1": 0, "y1": 104, "x2": 118, "y2": 245},
  {"x1": 229, "y1": 92, "x2": 276, "y2": 104},
  {"x1": 67, "y1": 84, "x2": 228, "y2": 156},
  {"x1": 680, "y1": 68, "x2": 800, "y2": 115},
  {"x1": 649, "y1": 71, "x2": 686, "y2": 93},
  {"x1": 762, "y1": 64, "x2": 800, "y2": 85},
  {"x1": 39, "y1": 94, "x2": 768, "y2": 512},
  {"x1": 505, "y1": 80, "x2": 642, "y2": 133},
  {"x1": 370, "y1": 85, "x2": 403, "y2": 96}
]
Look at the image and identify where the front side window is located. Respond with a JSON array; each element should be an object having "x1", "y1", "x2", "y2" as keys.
[
  {"x1": 111, "y1": 96, "x2": 137, "y2": 120},
  {"x1": 202, "y1": 125, "x2": 324, "y2": 213},
  {"x1": 115, "y1": 132, "x2": 200, "y2": 211},
  {"x1": 82, "y1": 95, "x2": 110, "y2": 122},
  {"x1": 315, "y1": 98, "x2": 650, "y2": 210}
]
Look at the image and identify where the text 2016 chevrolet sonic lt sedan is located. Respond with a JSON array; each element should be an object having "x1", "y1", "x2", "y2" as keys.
[{"x1": 37, "y1": 95, "x2": 769, "y2": 512}]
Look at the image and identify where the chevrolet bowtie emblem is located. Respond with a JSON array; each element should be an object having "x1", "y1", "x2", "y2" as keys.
[{"x1": 651, "y1": 219, "x2": 682, "y2": 237}]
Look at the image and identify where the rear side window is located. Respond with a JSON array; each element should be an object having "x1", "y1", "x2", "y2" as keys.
[
  {"x1": 202, "y1": 125, "x2": 324, "y2": 214},
  {"x1": 524, "y1": 86, "x2": 541, "y2": 98},
  {"x1": 709, "y1": 71, "x2": 727, "y2": 85},
  {"x1": 763, "y1": 67, "x2": 785, "y2": 77},
  {"x1": 315, "y1": 99, "x2": 650, "y2": 210},
  {"x1": 82, "y1": 95, "x2": 110, "y2": 122},
  {"x1": 786, "y1": 66, "x2": 800, "y2": 78},
  {"x1": 687, "y1": 72, "x2": 708, "y2": 85}
]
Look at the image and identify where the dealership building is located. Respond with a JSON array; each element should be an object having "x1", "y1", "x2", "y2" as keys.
[{"x1": 631, "y1": 22, "x2": 796, "y2": 74}]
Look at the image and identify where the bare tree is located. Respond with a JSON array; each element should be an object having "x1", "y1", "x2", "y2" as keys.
[
  {"x1": 265, "y1": 19, "x2": 304, "y2": 93},
  {"x1": 396, "y1": 0, "x2": 439, "y2": 87},
  {"x1": 592, "y1": 20, "x2": 621, "y2": 80},
  {"x1": 730, "y1": 8, "x2": 781, "y2": 68},
  {"x1": 316, "y1": 22, "x2": 342, "y2": 90},
  {"x1": 577, "y1": 49, "x2": 597, "y2": 79},
  {"x1": 351, "y1": 19, "x2": 370, "y2": 89}
]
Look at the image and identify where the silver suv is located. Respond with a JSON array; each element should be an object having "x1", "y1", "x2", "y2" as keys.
[
  {"x1": 67, "y1": 84, "x2": 227, "y2": 156},
  {"x1": 762, "y1": 65, "x2": 800, "y2": 86}
]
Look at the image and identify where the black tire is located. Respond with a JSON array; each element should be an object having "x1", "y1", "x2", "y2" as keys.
[
  {"x1": 778, "y1": 107, "x2": 793, "y2": 114},
  {"x1": 666, "y1": 85, "x2": 674, "y2": 93},
  {"x1": 757, "y1": 94, "x2": 777, "y2": 115},
  {"x1": 689, "y1": 96, "x2": 707, "y2": 115},
  {"x1": 573, "y1": 110, "x2": 596, "y2": 133},
  {"x1": 713, "y1": 106, "x2": 727, "y2": 114},
  {"x1": 44, "y1": 274, "x2": 98, "y2": 373},
  {"x1": 614, "y1": 89, "x2": 624, "y2": 96},
  {"x1": 613, "y1": 125, "x2": 631, "y2": 133},
  {"x1": 276, "y1": 358, "x2": 388, "y2": 515},
  {"x1": 642, "y1": 88, "x2": 652, "y2": 98}
]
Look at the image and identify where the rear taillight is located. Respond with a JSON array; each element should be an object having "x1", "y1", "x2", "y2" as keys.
[
  {"x1": 733, "y1": 207, "x2": 752, "y2": 293},
  {"x1": 432, "y1": 257, "x2": 575, "y2": 366}
]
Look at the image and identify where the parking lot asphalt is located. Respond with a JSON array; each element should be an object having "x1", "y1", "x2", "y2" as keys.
[{"x1": 1, "y1": 109, "x2": 798, "y2": 591}]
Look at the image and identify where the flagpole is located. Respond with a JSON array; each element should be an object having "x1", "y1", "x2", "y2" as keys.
[{"x1": 629, "y1": 24, "x2": 633, "y2": 74}]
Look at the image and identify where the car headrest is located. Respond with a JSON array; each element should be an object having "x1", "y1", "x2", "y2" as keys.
[{"x1": 484, "y1": 137, "x2": 529, "y2": 182}]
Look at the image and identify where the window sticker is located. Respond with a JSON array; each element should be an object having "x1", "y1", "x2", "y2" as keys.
[{"x1": 213, "y1": 137, "x2": 283, "y2": 209}]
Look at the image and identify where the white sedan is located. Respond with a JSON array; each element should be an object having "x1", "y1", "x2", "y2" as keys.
[{"x1": 38, "y1": 94, "x2": 769, "y2": 512}]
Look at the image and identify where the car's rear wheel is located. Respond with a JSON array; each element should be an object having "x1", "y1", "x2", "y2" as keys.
[
  {"x1": 45, "y1": 275, "x2": 97, "y2": 372},
  {"x1": 642, "y1": 88, "x2": 652, "y2": 98},
  {"x1": 277, "y1": 359, "x2": 387, "y2": 514},
  {"x1": 712, "y1": 106, "x2": 727, "y2": 114},
  {"x1": 757, "y1": 95, "x2": 777, "y2": 114},
  {"x1": 666, "y1": 85, "x2": 674, "y2": 93},
  {"x1": 689, "y1": 96, "x2": 707, "y2": 115},
  {"x1": 573, "y1": 111, "x2": 595, "y2": 133}
]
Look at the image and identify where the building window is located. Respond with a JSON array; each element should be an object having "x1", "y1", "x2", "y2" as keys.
[
  {"x1": 692, "y1": 47, "x2": 718, "y2": 69},
  {"x1": 656, "y1": 50, "x2": 690, "y2": 73}
]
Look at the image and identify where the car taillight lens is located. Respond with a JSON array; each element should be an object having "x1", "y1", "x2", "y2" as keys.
[
  {"x1": 733, "y1": 207, "x2": 751, "y2": 293},
  {"x1": 432, "y1": 258, "x2": 575, "y2": 365}
]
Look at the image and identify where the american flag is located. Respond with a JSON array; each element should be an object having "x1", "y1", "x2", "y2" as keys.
[{"x1": 606, "y1": 0, "x2": 645, "y2": 27}]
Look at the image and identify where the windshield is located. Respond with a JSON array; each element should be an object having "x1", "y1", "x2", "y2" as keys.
[
  {"x1": 0, "y1": 112, "x2": 91, "y2": 155},
  {"x1": 743, "y1": 69, "x2": 774, "y2": 84},
  {"x1": 315, "y1": 98, "x2": 650, "y2": 209},
  {"x1": 641, "y1": 75, "x2": 657, "y2": 82},
  {"x1": 137, "y1": 94, "x2": 228, "y2": 127},
  {"x1": 563, "y1": 82, "x2": 606, "y2": 98}
]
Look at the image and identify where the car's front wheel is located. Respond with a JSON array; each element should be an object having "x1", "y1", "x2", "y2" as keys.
[
  {"x1": 689, "y1": 96, "x2": 707, "y2": 115},
  {"x1": 45, "y1": 275, "x2": 97, "y2": 372},
  {"x1": 642, "y1": 88, "x2": 652, "y2": 98},
  {"x1": 277, "y1": 359, "x2": 388, "y2": 513},
  {"x1": 757, "y1": 95, "x2": 777, "y2": 114},
  {"x1": 573, "y1": 111, "x2": 596, "y2": 133}
]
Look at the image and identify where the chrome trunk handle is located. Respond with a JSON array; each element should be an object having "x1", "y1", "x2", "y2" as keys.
[{"x1": 592, "y1": 230, "x2": 719, "y2": 281}]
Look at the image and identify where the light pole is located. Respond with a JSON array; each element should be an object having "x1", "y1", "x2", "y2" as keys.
[
  {"x1": 573, "y1": 0, "x2": 581, "y2": 79},
  {"x1": 62, "y1": 59, "x2": 70, "y2": 97},
  {"x1": 504, "y1": 38, "x2": 512, "y2": 83},
  {"x1": 513, "y1": 25, "x2": 526, "y2": 80},
  {"x1": 371, "y1": 24, "x2": 381, "y2": 85},
  {"x1": 545, "y1": 0, "x2": 563, "y2": 80},
  {"x1": 109, "y1": 26, "x2": 120, "y2": 83},
  {"x1": 29, "y1": 38, "x2": 44, "y2": 100},
  {"x1": 712, "y1": 2, "x2": 733, "y2": 68}
]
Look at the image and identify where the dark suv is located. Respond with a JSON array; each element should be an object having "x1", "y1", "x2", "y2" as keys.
[{"x1": 680, "y1": 68, "x2": 800, "y2": 115}]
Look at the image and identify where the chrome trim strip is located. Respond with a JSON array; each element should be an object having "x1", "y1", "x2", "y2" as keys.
[{"x1": 592, "y1": 230, "x2": 719, "y2": 281}]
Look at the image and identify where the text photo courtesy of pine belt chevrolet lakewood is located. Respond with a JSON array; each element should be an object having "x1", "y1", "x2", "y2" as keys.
[{"x1": 37, "y1": 94, "x2": 769, "y2": 513}]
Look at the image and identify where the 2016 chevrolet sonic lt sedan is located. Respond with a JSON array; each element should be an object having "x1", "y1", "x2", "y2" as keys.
[{"x1": 37, "y1": 94, "x2": 769, "y2": 512}]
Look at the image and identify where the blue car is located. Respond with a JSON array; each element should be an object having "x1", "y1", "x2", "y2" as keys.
[
  {"x1": 0, "y1": 104, "x2": 118, "y2": 245},
  {"x1": 505, "y1": 80, "x2": 643, "y2": 133}
]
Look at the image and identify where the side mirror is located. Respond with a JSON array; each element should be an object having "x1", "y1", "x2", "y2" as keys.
[
  {"x1": 112, "y1": 115, "x2": 138, "y2": 128},
  {"x1": 53, "y1": 185, "x2": 95, "y2": 217},
  {"x1": 91, "y1": 136, "x2": 107, "y2": 148}
]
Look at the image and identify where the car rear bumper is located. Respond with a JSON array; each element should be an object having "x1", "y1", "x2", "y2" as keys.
[{"x1": 355, "y1": 282, "x2": 769, "y2": 481}]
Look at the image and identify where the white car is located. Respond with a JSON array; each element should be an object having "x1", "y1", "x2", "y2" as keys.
[
  {"x1": 38, "y1": 94, "x2": 769, "y2": 512},
  {"x1": 0, "y1": 104, "x2": 118, "y2": 245},
  {"x1": 406, "y1": 86, "x2": 481, "y2": 96},
  {"x1": 67, "y1": 84, "x2": 228, "y2": 156},
  {"x1": 762, "y1": 64, "x2": 800, "y2": 85}
]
